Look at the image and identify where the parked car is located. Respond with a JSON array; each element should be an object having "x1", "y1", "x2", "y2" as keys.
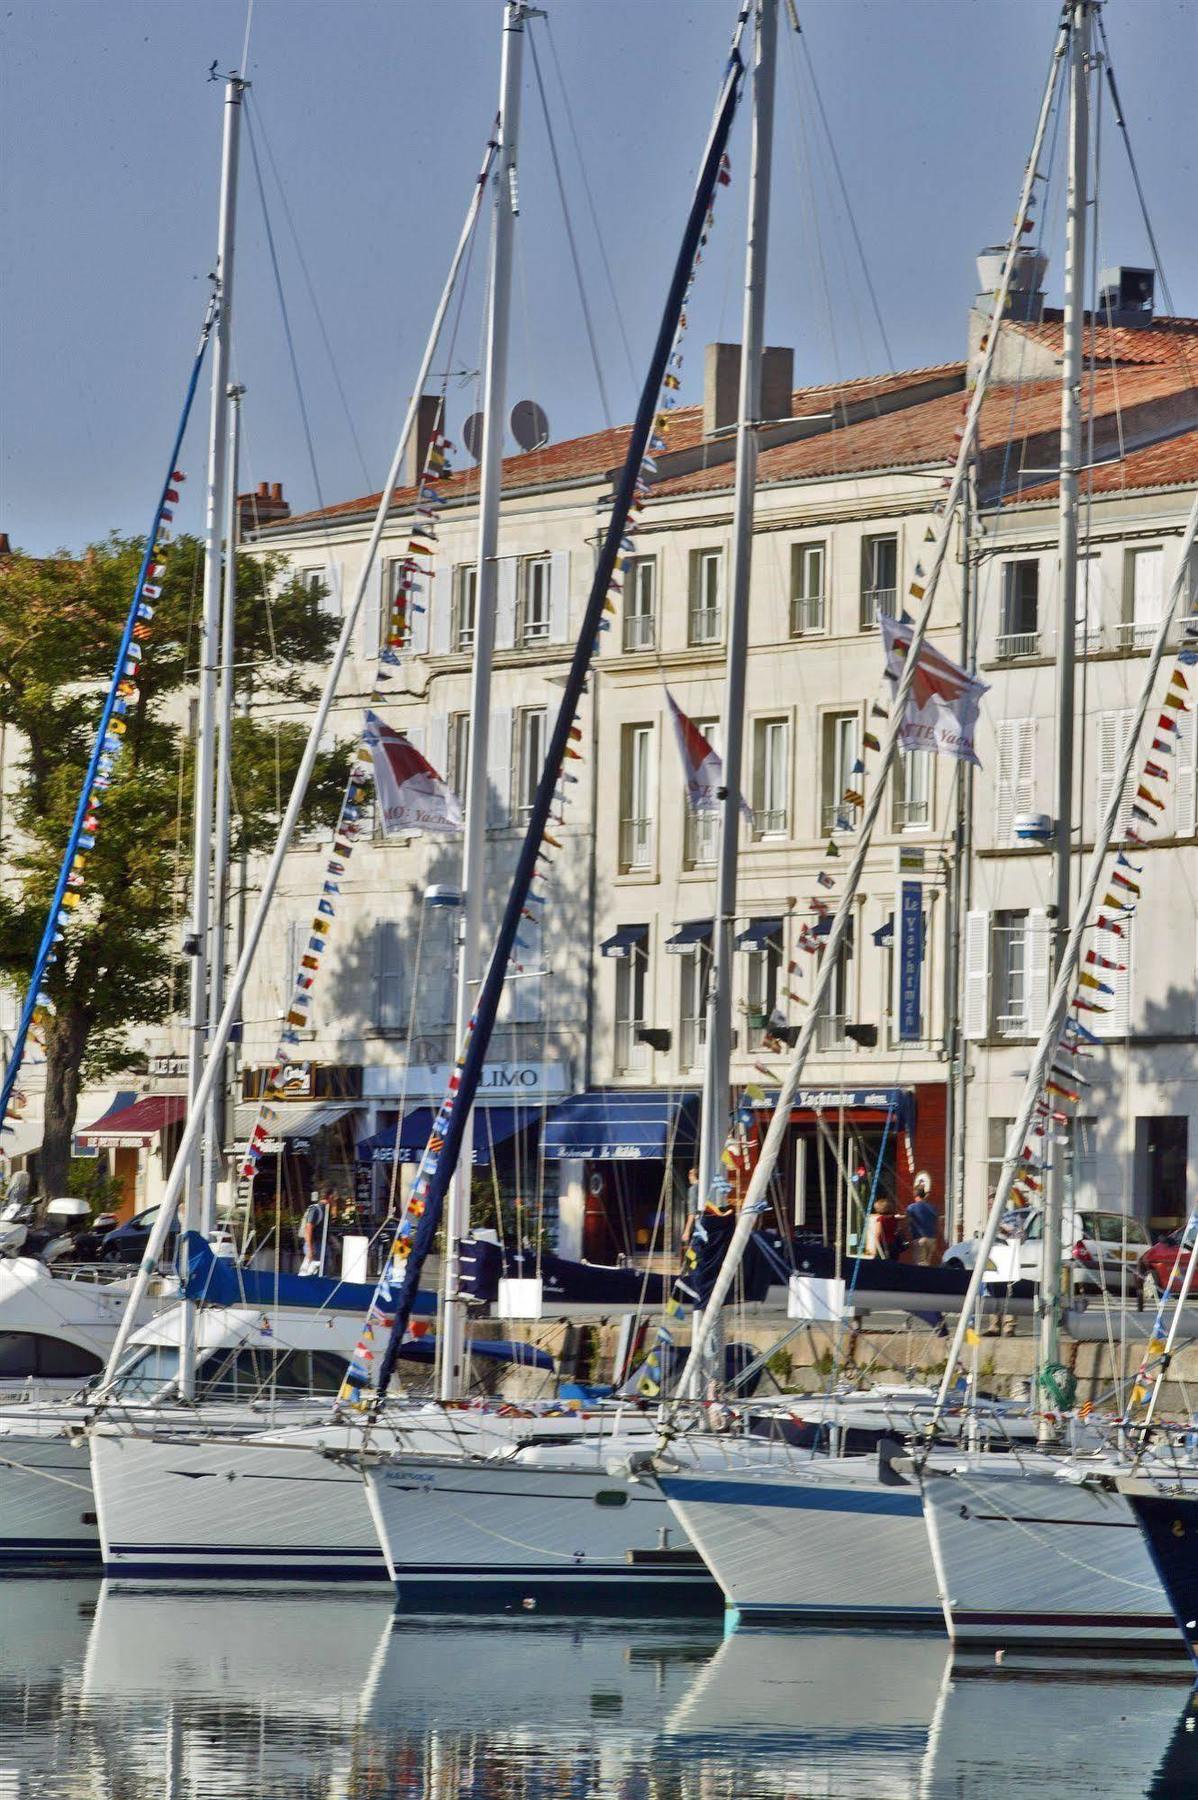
[
  {"x1": 1139, "y1": 1220, "x2": 1198, "y2": 1300},
  {"x1": 944, "y1": 1207, "x2": 1149, "y2": 1300},
  {"x1": 100, "y1": 1205, "x2": 177, "y2": 1266}
]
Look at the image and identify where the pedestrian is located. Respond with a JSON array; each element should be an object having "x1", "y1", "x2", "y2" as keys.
[
  {"x1": 866, "y1": 1194, "x2": 901, "y2": 1259},
  {"x1": 299, "y1": 1188, "x2": 335, "y2": 1276},
  {"x1": 904, "y1": 1173, "x2": 940, "y2": 1266}
]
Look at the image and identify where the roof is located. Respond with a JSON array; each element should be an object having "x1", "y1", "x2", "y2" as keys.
[
  {"x1": 1014, "y1": 424, "x2": 1198, "y2": 504},
  {"x1": 274, "y1": 363, "x2": 967, "y2": 529},
  {"x1": 1010, "y1": 308, "x2": 1198, "y2": 370},
  {"x1": 77, "y1": 1094, "x2": 185, "y2": 1146}
]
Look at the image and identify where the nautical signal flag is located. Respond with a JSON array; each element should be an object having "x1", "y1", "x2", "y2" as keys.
[{"x1": 664, "y1": 687, "x2": 750, "y2": 820}]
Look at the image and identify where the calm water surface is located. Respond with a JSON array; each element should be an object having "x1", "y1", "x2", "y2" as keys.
[{"x1": 0, "y1": 1580, "x2": 1195, "y2": 1798}]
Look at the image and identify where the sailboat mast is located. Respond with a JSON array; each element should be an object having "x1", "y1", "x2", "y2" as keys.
[
  {"x1": 695, "y1": 0, "x2": 777, "y2": 1381},
  {"x1": 204, "y1": 383, "x2": 243, "y2": 1229},
  {"x1": 439, "y1": 1, "x2": 527, "y2": 1404},
  {"x1": 181, "y1": 73, "x2": 243, "y2": 1400},
  {"x1": 1039, "y1": 0, "x2": 1091, "y2": 1432}
]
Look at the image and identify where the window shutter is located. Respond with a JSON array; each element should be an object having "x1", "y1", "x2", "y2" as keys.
[
  {"x1": 375, "y1": 920, "x2": 406, "y2": 1031},
  {"x1": 1096, "y1": 707, "x2": 1134, "y2": 837},
  {"x1": 0, "y1": 986, "x2": 18, "y2": 1033},
  {"x1": 321, "y1": 561, "x2": 343, "y2": 620},
  {"x1": 430, "y1": 564, "x2": 452, "y2": 656},
  {"x1": 1090, "y1": 919, "x2": 1131, "y2": 1040},
  {"x1": 1175, "y1": 705, "x2": 1196, "y2": 837},
  {"x1": 408, "y1": 572, "x2": 430, "y2": 656},
  {"x1": 426, "y1": 714, "x2": 449, "y2": 782},
  {"x1": 963, "y1": 909, "x2": 990, "y2": 1040},
  {"x1": 995, "y1": 719, "x2": 1035, "y2": 844},
  {"x1": 494, "y1": 557, "x2": 518, "y2": 650},
  {"x1": 362, "y1": 560, "x2": 386, "y2": 660},
  {"x1": 1024, "y1": 908, "x2": 1051, "y2": 1035},
  {"x1": 549, "y1": 549, "x2": 571, "y2": 643},
  {"x1": 487, "y1": 706, "x2": 512, "y2": 827}
]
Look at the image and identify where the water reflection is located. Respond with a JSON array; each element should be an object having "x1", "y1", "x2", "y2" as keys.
[{"x1": 0, "y1": 1580, "x2": 1194, "y2": 1797}]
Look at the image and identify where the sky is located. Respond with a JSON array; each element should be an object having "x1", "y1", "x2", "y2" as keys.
[{"x1": 1, "y1": 0, "x2": 1194, "y2": 557}]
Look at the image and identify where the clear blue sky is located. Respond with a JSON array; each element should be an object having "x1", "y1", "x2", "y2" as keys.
[{"x1": 2, "y1": 0, "x2": 1194, "y2": 556}]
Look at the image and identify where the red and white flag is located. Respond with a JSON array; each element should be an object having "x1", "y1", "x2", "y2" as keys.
[
  {"x1": 665, "y1": 688, "x2": 750, "y2": 816},
  {"x1": 878, "y1": 615, "x2": 989, "y2": 765},
  {"x1": 364, "y1": 711, "x2": 462, "y2": 836}
]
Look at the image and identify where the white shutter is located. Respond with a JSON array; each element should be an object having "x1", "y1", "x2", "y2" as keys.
[
  {"x1": 1132, "y1": 547, "x2": 1164, "y2": 643},
  {"x1": 1089, "y1": 919, "x2": 1131, "y2": 1040},
  {"x1": 487, "y1": 705, "x2": 512, "y2": 827},
  {"x1": 495, "y1": 556, "x2": 518, "y2": 650},
  {"x1": 429, "y1": 565, "x2": 453, "y2": 656},
  {"x1": 995, "y1": 719, "x2": 1035, "y2": 844},
  {"x1": 408, "y1": 574, "x2": 430, "y2": 656},
  {"x1": 963, "y1": 909, "x2": 990, "y2": 1040},
  {"x1": 1096, "y1": 707, "x2": 1135, "y2": 838},
  {"x1": 0, "y1": 986, "x2": 18, "y2": 1032},
  {"x1": 1174, "y1": 704, "x2": 1196, "y2": 837},
  {"x1": 1024, "y1": 907, "x2": 1051, "y2": 1035},
  {"x1": 427, "y1": 714, "x2": 449, "y2": 782},
  {"x1": 320, "y1": 561, "x2": 343, "y2": 620},
  {"x1": 361, "y1": 559, "x2": 386, "y2": 659},
  {"x1": 549, "y1": 549, "x2": 571, "y2": 643}
]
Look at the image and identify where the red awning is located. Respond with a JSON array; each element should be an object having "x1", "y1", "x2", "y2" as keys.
[{"x1": 77, "y1": 1094, "x2": 187, "y2": 1149}]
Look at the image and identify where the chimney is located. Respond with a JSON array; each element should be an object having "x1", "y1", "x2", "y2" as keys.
[
  {"x1": 0, "y1": 533, "x2": 11, "y2": 558},
  {"x1": 703, "y1": 344, "x2": 794, "y2": 437},
  {"x1": 968, "y1": 244, "x2": 1047, "y2": 375},
  {"x1": 1097, "y1": 265, "x2": 1154, "y2": 327},
  {"x1": 237, "y1": 480, "x2": 290, "y2": 534},
  {"x1": 404, "y1": 393, "x2": 444, "y2": 489}
]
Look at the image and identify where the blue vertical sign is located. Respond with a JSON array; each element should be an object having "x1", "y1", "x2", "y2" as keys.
[{"x1": 898, "y1": 879, "x2": 923, "y2": 1043}]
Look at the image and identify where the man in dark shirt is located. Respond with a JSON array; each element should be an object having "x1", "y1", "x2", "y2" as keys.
[{"x1": 904, "y1": 1173, "x2": 939, "y2": 1265}]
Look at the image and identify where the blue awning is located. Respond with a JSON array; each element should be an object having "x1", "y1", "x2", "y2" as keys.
[
  {"x1": 666, "y1": 920, "x2": 712, "y2": 953},
  {"x1": 735, "y1": 917, "x2": 783, "y2": 950},
  {"x1": 749, "y1": 1086, "x2": 914, "y2": 1129},
  {"x1": 357, "y1": 1105, "x2": 532, "y2": 1167},
  {"x1": 601, "y1": 924, "x2": 648, "y2": 960},
  {"x1": 543, "y1": 1090, "x2": 699, "y2": 1161}
]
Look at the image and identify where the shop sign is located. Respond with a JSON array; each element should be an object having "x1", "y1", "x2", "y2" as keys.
[{"x1": 389, "y1": 1063, "x2": 569, "y2": 1101}]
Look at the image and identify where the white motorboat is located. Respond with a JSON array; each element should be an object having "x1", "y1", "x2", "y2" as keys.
[{"x1": 0, "y1": 1255, "x2": 159, "y2": 1398}]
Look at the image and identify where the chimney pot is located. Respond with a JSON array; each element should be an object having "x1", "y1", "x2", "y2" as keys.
[
  {"x1": 0, "y1": 533, "x2": 11, "y2": 557},
  {"x1": 703, "y1": 343, "x2": 794, "y2": 437},
  {"x1": 257, "y1": 481, "x2": 269, "y2": 498},
  {"x1": 270, "y1": 482, "x2": 283, "y2": 502}
]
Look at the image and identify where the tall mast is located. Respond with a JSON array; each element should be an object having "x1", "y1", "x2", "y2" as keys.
[
  {"x1": 203, "y1": 382, "x2": 243, "y2": 1229},
  {"x1": 181, "y1": 74, "x2": 242, "y2": 1399},
  {"x1": 696, "y1": 0, "x2": 777, "y2": 1376},
  {"x1": 438, "y1": 1, "x2": 527, "y2": 1404},
  {"x1": 1039, "y1": 0, "x2": 1090, "y2": 1434}
]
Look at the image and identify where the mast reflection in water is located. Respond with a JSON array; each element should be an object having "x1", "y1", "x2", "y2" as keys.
[{"x1": 0, "y1": 1581, "x2": 1195, "y2": 1797}]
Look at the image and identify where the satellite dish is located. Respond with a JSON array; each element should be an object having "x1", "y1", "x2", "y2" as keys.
[
  {"x1": 510, "y1": 399, "x2": 549, "y2": 453},
  {"x1": 462, "y1": 412, "x2": 485, "y2": 463}
]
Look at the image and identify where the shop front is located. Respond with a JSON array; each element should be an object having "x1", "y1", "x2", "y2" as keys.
[
  {"x1": 542, "y1": 1090, "x2": 699, "y2": 1263},
  {"x1": 75, "y1": 1093, "x2": 187, "y2": 1220}
]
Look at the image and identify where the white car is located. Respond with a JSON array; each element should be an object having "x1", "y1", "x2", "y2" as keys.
[{"x1": 944, "y1": 1207, "x2": 1148, "y2": 1300}]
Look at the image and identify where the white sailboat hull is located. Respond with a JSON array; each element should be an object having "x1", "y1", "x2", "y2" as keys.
[
  {"x1": 363, "y1": 1451, "x2": 717, "y2": 1611},
  {"x1": 656, "y1": 1455, "x2": 940, "y2": 1628},
  {"x1": 0, "y1": 1421, "x2": 97, "y2": 1566},
  {"x1": 921, "y1": 1466, "x2": 1179, "y2": 1653}
]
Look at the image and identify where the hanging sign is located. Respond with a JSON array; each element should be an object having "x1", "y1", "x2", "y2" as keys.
[{"x1": 898, "y1": 879, "x2": 923, "y2": 1043}]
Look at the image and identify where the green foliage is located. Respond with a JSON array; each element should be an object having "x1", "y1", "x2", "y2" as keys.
[
  {"x1": 65, "y1": 1158, "x2": 124, "y2": 1213},
  {"x1": 0, "y1": 533, "x2": 353, "y2": 1148}
]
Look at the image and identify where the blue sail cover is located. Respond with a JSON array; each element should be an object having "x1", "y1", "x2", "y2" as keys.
[{"x1": 177, "y1": 1231, "x2": 436, "y2": 1316}]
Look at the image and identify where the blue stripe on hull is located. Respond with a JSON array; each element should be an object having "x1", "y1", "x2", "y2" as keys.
[
  {"x1": 656, "y1": 1477, "x2": 923, "y2": 1517},
  {"x1": 393, "y1": 1572, "x2": 722, "y2": 1618},
  {"x1": 730, "y1": 1601, "x2": 942, "y2": 1629}
]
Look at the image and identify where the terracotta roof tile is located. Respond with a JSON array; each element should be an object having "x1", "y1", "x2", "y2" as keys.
[
  {"x1": 1010, "y1": 308, "x2": 1198, "y2": 370},
  {"x1": 1013, "y1": 425, "x2": 1198, "y2": 504}
]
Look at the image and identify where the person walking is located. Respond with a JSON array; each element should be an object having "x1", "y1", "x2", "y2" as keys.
[{"x1": 904, "y1": 1173, "x2": 940, "y2": 1266}]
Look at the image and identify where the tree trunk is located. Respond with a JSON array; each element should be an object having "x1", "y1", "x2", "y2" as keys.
[{"x1": 40, "y1": 1004, "x2": 91, "y2": 1197}]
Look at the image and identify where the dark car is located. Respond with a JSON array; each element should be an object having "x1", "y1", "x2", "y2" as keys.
[
  {"x1": 1139, "y1": 1222, "x2": 1197, "y2": 1300},
  {"x1": 100, "y1": 1205, "x2": 177, "y2": 1266}
]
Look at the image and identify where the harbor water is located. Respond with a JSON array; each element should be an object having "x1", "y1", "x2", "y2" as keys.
[{"x1": 2, "y1": 1580, "x2": 1196, "y2": 1797}]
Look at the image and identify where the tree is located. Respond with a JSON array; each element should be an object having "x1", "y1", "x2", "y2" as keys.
[{"x1": 0, "y1": 533, "x2": 351, "y2": 1195}]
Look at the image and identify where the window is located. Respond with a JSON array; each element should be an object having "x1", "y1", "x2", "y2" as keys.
[
  {"x1": 510, "y1": 911, "x2": 543, "y2": 1025},
  {"x1": 683, "y1": 719, "x2": 719, "y2": 867},
  {"x1": 1077, "y1": 554, "x2": 1105, "y2": 651},
  {"x1": 752, "y1": 717, "x2": 789, "y2": 837},
  {"x1": 623, "y1": 556, "x2": 656, "y2": 651},
  {"x1": 454, "y1": 564, "x2": 478, "y2": 651},
  {"x1": 689, "y1": 549, "x2": 723, "y2": 644},
  {"x1": 815, "y1": 919, "x2": 854, "y2": 1051},
  {"x1": 986, "y1": 1118, "x2": 1015, "y2": 1206},
  {"x1": 745, "y1": 930, "x2": 783, "y2": 1050},
  {"x1": 1123, "y1": 546, "x2": 1163, "y2": 650},
  {"x1": 791, "y1": 542, "x2": 826, "y2": 635},
  {"x1": 0, "y1": 1332, "x2": 103, "y2": 1380},
  {"x1": 520, "y1": 556, "x2": 551, "y2": 646},
  {"x1": 678, "y1": 936, "x2": 711, "y2": 1070},
  {"x1": 1096, "y1": 708, "x2": 1134, "y2": 838},
  {"x1": 822, "y1": 712, "x2": 860, "y2": 834},
  {"x1": 375, "y1": 920, "x2": 406, "y2": 1033},
  {"x1": 299, "y1": 566, "x2": 335, "y2": 618},
  {"x1": 994, "y1": 718, "x2": 1036, "y2": 843},
  {"x1": 999, "y1": 560, "x2": 1040, "y2": 657},
  {"x1": 620, "y1": 723, "x2": 655, "y2": 871},
  {"x1": 614, "y1": 934, "x2": 649, "y2": 1073},
  {"x1": 449, "y1": 712, "x2": 471, "y2": 810},
  {"x1": 893, "y1": 748, "x2": 931, "y2": 830},
  {"x1": 515, "y1": 707, "x2": 547, "y2": 822},
  {"x1": 860, "y1": 535, "x2": 897, "y2": 630},
  {"x1": 993, "y1": 910, "x2": 1027, "y2": 1037}
]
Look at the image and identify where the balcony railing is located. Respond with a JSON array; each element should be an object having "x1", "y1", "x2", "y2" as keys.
[
  {"x1": 996, "y1": 1010, "x2": 1028, "y2": 1038},
  {"x1": 822, "y1": 799, "x2": 858, "y2": 834},
  {"x1": 614, "y1": 1020, "x2": 648, "y2": 1073},
  {"x1": 1117, "y1": 619, "x2": 1159, "y2": 652},
  {"x1": 860, "y1": 586, "x2": 895, "y2": 629},
  {"x1": 753, "y1": 806, "x2": 787, "y2": 838},
  {"x1": 996, "y1": 630, "x2": 1041, "y2": 659},
  {"x1": 1074, "y1": 626, "x2": 1104, "y2": 654},
  {"x1": 685, "y1": 811, "x2": 718, "y2": 866},
  {"x1": 689, "y1": 606, "x2": 722, "y2": 645},
  {"x1": 620, "y1": 816, "x2": 654, "y2": 870},
  {"x1": 791, "y1": 593, "x2": 825, "y2": 636},
  {"x1": 893, "y1": 796, "x2": 930, "y2": 829},
  {"x1": 678, "y1": 1016, "x2": 704, "y2": 1071},
  {"x1": 816, "y1": 1011, "x2": 848, "y2": 1051},
  {"x1": 623, "y1": 611, "x2": 656, "y2": 652}
]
